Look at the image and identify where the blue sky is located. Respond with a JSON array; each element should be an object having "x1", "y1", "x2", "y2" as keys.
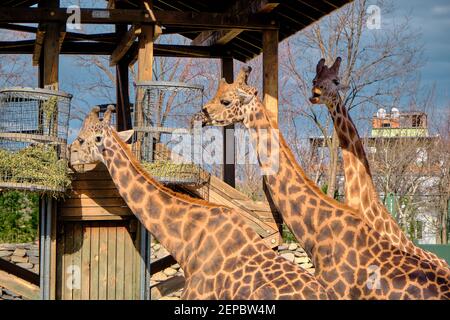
[
  {"x1": 1, "y1": 1, "x2": 449, "y2": 141},
  {"x1": 396, "y1": 0, "x2": 450, "y2": 107},
  {"x1": 59, "y1": 0, "x2": 449, "y2": 141}
]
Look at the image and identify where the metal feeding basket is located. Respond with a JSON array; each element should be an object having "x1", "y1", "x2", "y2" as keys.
[
  {"x1": 0, "y1": 87, "x2": 72, "y2": 193},
  {"x1": 132, "y1": 81, "x2": 208, "y2": 186}
]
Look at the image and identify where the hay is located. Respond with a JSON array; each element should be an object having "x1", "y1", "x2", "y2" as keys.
[
  {"x1": 141, "y1": 161, "x2": 201, "y2": 183},
  {"x1": 0, "y1": 144, "x2": 71, "y2": 195}
]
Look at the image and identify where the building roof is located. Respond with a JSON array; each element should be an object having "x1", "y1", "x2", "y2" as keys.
[{"x1": 0, "y1": 0, "x2": 352, "y2": 61}]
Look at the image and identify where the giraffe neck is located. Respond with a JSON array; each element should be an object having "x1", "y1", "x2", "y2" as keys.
[
  {"x1": 100, "y1": 129, "x2": 249, "y2": 271},
  {"x1": 325, "y1": 95, "x2": 377, "y2": 209},
  {"x1": 244, "y1": 97, "x2": 356, "y2": 254},
  {"x1": 324, "y1": 96, "x2": 450, "y2": 269}
]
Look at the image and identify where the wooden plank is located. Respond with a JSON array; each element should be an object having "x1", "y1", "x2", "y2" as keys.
[
  {"x1": 60, "y1": 206, "x2": 132, "y2": 218},
  {"x1": 0, "y1": 258, "x2": 39, "y2": 286},
  {"x1": 56, "y1": 221, "x2": 64, "y2": 300},
  {"x1": 262, "y1": 29, "x2": 279, "y2": 126},
  {"x1": 107, "y1": 226, "x2": 117, "y2": 300},
  {"x1": 42, "y1": 23, "x2": 60, "y2": 90},
  {"x1": 32, "y1": 26, "x2": 45, "y2": 66},
  {"x1": 209, "y1": 175, "x2": 247, "y2": 200},
  {"x1": 71, "y1": 180, "x2": 118, "y2": 190},
  {"x1": 81, "y1": 223, "x2": 91, "y2": 300},
  {"x1": 0, "y1": 269, "x2": 40, "y2": 300},
  {"x1": 69, "y1": 188, "x2": 122, "y2": 199},
  {"x1": 59, "y1": 215, "x2": 130, "y2": 222},
  {"x1": 0, "y1": 8, "x2": 278, "y2": 30},
  {"x1": 133, "y1": 225, "x2": 141, "y2": 300},
  {"x1": 49, "y1": 199, "x2": 57, "y2": 299},
  {"x1": 115, "y1": 226, "x2": 125, "y2": 300},
  {"x1": 208, "y1": 192, "x2": 274, "y2": 237},
  {"x1": 123, "y1": 223, "x2": 134, "y2": 299},
  {"x1": 98, "y1": 225, "x2": 108, "y2": 300},
  {"x1": 0, "y1": 41, "x2": 232, "y2": 59},
  {"x1": 110, "y1": 24, "x2": 141, "y2": 66},
  {"x1": 192, "y1": 0, "x2": 279, "y2": 46},
  {"x1": 71, "y1": 163, "x2": 108, "y2": 173},
  {"x1": 62, "y1": 197, "x2": 127, "y2": 208},
  {"x1": 262, "y1": 232, "x2": 280, "y2": 249},
  {"x1": 72, "y1": 223, "x2": 82, "y2": 300},
  {"x1": 232, "y1": 199, "x2": 272, "y2": 212},
  {"x1": 89, "y1": 222, "x2": 100, "y2": 300},
  {"x1": 73, "y1": 170, "x2": 112, "y2": 181},
  {"x1": 151, "y1": 275, "x2": 185, "y2": 300},
  {"x1": 63, "y1": 223, "x2": 73, "y2": 300}
]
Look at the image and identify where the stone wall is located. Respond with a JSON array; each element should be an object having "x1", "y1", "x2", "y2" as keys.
[{"x1": 0, "y1": 242, "x2": 39, "y2": 274}]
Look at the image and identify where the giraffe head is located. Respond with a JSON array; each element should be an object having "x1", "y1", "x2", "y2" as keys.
[
  {"x1": 192, "y1": 66, "x2": 258, "y2": 127},
  {"x1": 309, "y1": 57, "x2": 343, "y2": 105},
  {"x1": 68, "y1": 105, "x2": 134, "y2": 166}
]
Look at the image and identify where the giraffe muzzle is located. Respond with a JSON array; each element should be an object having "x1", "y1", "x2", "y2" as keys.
[{"x1": 309, "y1": 87, "x2": 322, "y2": 104}]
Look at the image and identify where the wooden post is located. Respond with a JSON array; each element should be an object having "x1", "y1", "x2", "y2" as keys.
[
  {"x1": 37, "y1": 0, "x2": 60, "y2": 300},
  {"x1": 262, "y1": 29, "x2": 278, "y2": 126},
  {"x1": 134, "y1": 24, "x2": 155, "y2": 161},
  {"x1": 262, "y1": 28, "x2": 282, "y2": 246},
  {"x1": 221, "y1": 57, "x2": 235, "y2": 187},
  {"x1": 114, "y1": 9, "x2": 132, "y2": 131}
]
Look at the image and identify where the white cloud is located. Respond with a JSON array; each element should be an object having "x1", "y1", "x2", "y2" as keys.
[{"x1": 431, "y1": 5, "x2": 450, "y2": 15}]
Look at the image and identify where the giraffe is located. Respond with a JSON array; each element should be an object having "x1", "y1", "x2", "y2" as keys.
[
  {"x1": 193, "y1": 66, "x2": 450, "y2": 299},
  {"x1": 309, "y1": 57, "x2": 449, "y2": 269},
  {"x1": 68, "y1": 105, "x2": 331, "y2": 300}
]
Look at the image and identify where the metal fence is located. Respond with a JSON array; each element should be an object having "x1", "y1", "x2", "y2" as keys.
[
  {"x1": 0, "y1": 87, "x2": 72, "y2": 192},
  {"x1": 132, "y1": 81, "x2": 209, "y2": 186}
]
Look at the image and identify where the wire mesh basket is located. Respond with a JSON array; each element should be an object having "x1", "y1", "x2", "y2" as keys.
[
  {"x1": 132, "y1": 81, "x2": 209, "y2": 186},
  {"x1": 0, "y1": 87, "x2": 72, "y2": 193}
]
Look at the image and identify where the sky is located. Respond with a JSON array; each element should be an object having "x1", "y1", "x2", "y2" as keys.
[
  {"x1": 60, "y1": 0, "x2": 450, "y2": 141},
  {"x1": 1, "y1": 0, "x2": 449, "y2": 141},
  {"x1": 395, "y1": 0, "x2": 450, "y2": 108}
]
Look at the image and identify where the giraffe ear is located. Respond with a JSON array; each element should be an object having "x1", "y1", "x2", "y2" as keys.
[
  {"x1": 117, "y1": 130, "x2": 134, "y2": 143},
  {"x1": 236, "y1": 88, "x2": 254, "y2": 104}
]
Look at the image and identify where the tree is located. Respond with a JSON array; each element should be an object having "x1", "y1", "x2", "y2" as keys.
[{"x1": 279, "y1": 0, "x2": 423, "y2": 197}]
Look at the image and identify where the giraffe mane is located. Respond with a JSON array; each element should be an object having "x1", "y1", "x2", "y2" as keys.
[
  {"x1": 109, "y1": 128, "x2": 226, "y2": 209},
  {"x1": 255, "y1": 97, "x2": 361, "y2": 215}
]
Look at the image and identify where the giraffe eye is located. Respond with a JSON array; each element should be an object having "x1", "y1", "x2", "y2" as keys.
[
  {"x1": 77, "y1": 137, "x2": 84, "y2": 145},
  {"x1": 333, "y1": 79, "x2": 340, "y2": 85},
  {"x1": 95, "y1": 135, "x2": 102, "y2": 144},
  {"x1": 220, "y1": 99, "x2": 231, "y2": 107}
]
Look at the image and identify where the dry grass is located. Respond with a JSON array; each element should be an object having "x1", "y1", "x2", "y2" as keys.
[{"x1": 0, "y1": 145, "x2": 71, "y2": 195}]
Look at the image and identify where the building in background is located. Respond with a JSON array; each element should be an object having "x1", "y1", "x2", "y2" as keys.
[{"x1": 308, "y1": 108, "x2": 446, "y2": 244}]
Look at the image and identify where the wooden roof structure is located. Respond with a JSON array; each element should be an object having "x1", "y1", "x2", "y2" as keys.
[{"x1": 0, "y1": 0, "x2": 351, "y2": 62}]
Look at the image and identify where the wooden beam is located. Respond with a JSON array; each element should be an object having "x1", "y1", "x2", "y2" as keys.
[
  {"x1": 0, "y1": 41, "x2": 232, "y2": 59},
  {"x1": 40, "y1": 23, "x2": 60, "y2": 90},
  {"x1": 32, "y1": 26, "x2": 45, "y2": 66},
  {"x1": 192, "y1": 1, "x2": 279, "y2": 46},
  {"x1": 221, "y1": 57, "x2": 236, "y2": 188},
  {"x1": 0, "y1": 269, "x2": 40, "y2": 300},
  {"x1": 114, "y1": 6, "x2": 133, "y2": 132},
  {"x1": 0, "y1": 8, "x2": 277, "y2": 30},
  {"x1": 110, "y1": 24, "x2": 141, "y2": 66},
  {"x1": 262, "y1": 29, "x2": 278, "y2": 126}
]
